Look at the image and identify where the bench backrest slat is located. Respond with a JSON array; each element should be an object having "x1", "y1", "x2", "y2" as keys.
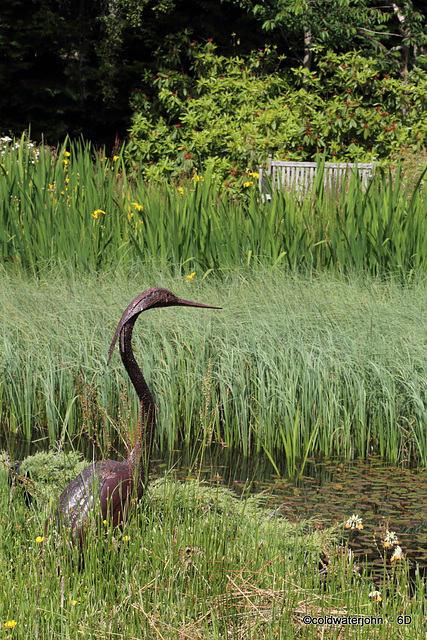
[{"x1": 259, "y1": 160, "x2": 375, "y2": 199}]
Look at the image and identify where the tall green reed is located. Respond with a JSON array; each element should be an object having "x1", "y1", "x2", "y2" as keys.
[
  {"x1": 2, "y1": 270, "x2": 427, "y2": 468},
  {"x1": 1, "y1": 137, "x2": 427, "y2": 275}
]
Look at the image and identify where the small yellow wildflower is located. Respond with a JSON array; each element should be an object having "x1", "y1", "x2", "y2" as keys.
[
  {"x1": 131, "y1": 202, "x2": 144, "y2": 212},
  {"x1": 63, "y1": 151, "x2": 71, "y2": 157},
  {"x1": 4, "y1": 620, "x2": 17, "y2": 629},
  {"x1": 243, "y1": 181, "x2": 254, "y2": 188},
  {"x1": 113, "y1": 155, "x2": 120, "y2": 161},
  {"x1": 65, "y1": 178, "x2": 70, "y2": 184},
  {"x1": 69, "y1": 600, "x2": 78, "y2": 606},
  {"x1": 35, "y1": 536, "x2": 44, "y2": 543},
  {"x1": 62, "y1": 159, "x2": 69, "y2": 165},
  {"x1": 185, "y1": 272, "x2": 196, "y2": 282},
  {"x1": 177, "y1": 186, "x2": 184, "y2": 195},
  {"x1": 103, "y1": 520, "x2": 108, "y2": 525},
  {"x1": 192, "y1": 174, "x2": 205, "y2": 182},
  {"x1": 92, "y1": 209, "x2": 106, "y2": 219},
  {"x1": 248, "y1": 171, "x2": 260, "y2": 178},
  {"x1": 122, "y1": 535, "x2": 130, "y2": 542}
]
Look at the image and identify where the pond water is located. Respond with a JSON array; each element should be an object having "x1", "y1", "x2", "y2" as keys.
[{"x1": 151, "y1": 450, "x2": 427, "y2": 576}]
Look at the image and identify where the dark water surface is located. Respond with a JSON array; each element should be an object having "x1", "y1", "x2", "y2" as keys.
[{"x1": 151, "y1": 451, "x2": 427, "y2": 572}]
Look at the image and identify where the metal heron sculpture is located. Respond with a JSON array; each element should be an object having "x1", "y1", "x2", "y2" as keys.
[{"x1": 59, "y1": 287, "x2": 220, "y2": 542}]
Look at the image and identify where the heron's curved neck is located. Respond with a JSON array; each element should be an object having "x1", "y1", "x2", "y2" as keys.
[{"x1": 119, "y1": 317, "x2": 156, "y2": 467}]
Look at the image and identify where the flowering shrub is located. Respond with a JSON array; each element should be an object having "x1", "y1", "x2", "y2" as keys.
[{"x1": 126, "y1": 35, "x2": 427, "y2": 185}]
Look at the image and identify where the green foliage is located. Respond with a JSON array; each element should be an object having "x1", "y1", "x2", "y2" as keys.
[
  {"x1": 2, "y1": 270, "x2": 427, "y2": 467},
  {"x1": 1, "y1": 466, "x2": 424, "y2": 638},
  {"x1": 1, "y1": 135, "x2": 427, "y2": 276},
  {"x1": 126, "y1": 38, "x2": 427, "y2": 182},
  {"x1": 232, "y1": 0, "x2": 427, "y2": 71},
  {"x1": 1, "y1": 0, "x2": 426, "y2": 145},
  {"x1": 19, "y1": 449, "x2": 87, "y2": 500},
  {"x1": 0, "y1": 0, "x2": 143, "y2": 142}
]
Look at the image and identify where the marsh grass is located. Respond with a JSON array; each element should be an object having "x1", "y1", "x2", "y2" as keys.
[
  {"x1": 1, "y1": 463, "x2": 423, "y2": 639},
  {"x1": 2, "y1": 269, "x2": 427, "y2": 467},
  {"x1": 0, "y1": 137, "x2": 427, "y2": 275}
]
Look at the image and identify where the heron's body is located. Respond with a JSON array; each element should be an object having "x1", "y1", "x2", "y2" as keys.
[
  {"x1": 58, "y1": 287, "x2": 219, "y2": 540},
  {"x1": 59, "y1": 459, "x2": 137, "y2": 532}
]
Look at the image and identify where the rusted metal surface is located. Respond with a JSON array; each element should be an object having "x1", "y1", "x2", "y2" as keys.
[{"x1": 58, "y1": 287, "x2": 220, "y2": 541}]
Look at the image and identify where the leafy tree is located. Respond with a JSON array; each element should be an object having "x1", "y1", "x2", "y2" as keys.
[
  {"x1": 227, "y1": 0, "x2": 427, "y2": 73},
  {"x1": 0, "y1": 0, "x2": 267, "y2": 143},
  {"x1": 1, "y1": 0, "x2": 425, "y2": 144},
  {"x1": 0, "y1": 0, "x2": 145, "y2": 142}
]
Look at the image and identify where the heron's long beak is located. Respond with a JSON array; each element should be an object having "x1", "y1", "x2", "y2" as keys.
[{"x1": 176, "y1": 298, "x2": 221, "y2": 309}]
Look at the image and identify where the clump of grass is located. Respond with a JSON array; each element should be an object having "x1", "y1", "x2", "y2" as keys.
[{"x1": 18, "y1": 448, "x2": 88, "y2": 501}]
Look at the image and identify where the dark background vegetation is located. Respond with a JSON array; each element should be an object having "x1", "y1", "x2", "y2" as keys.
[{"x1": 0, "y1": 0, "x2": 426, "y2": 148}]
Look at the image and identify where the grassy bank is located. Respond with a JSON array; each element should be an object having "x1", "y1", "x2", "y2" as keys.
[
  {"x1": 2, "y1": 268, "x2": 427, "y2": 467},
  {"x1": 1, "y1": 139, "x2": 427, "y2": 276},
  {"x1": 1, "y1": 463, "x2": 423, "y2": 639}
]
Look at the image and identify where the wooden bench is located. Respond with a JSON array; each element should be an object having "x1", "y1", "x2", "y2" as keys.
[{"x1": 258, "y1": 159, "x2": 375, "y2": 200}]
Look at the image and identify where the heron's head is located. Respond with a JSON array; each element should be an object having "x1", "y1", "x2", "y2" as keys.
[{"x1": 107, "y1": 287, "x2": 220, "y2": 364}]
